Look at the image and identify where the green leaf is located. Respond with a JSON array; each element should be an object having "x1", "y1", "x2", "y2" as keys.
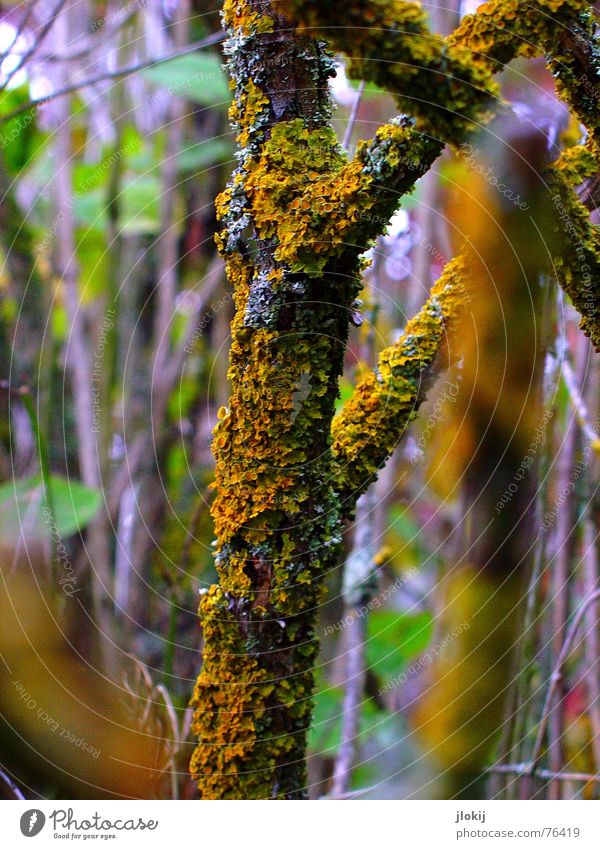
[
  {"x1": 308, "y1": 683, "x2": 343, "y2": 753},
  {"x1": 0, "y1": 475, "x2": 102, "y2": 542},
  {"x1": 51, "y1": 304, "x2": 68, "y2": 342},
  {"x1": 0, "y1": 85, "x2": 46, "y2": 174},
  {"x1": 308, "y1": 680, "x2": 393, "y2": 756},
  {"x1": 168, "y1": 371, "x2": 199, "y2": 421},
  {"x1": 366, "y1": 610, "x2": 433, "y2": 682},
  {"x1": 120, "y1": 124, "x2": 143, "y2": 160},
  {"x1": 388, "y1": 504, "x2": 422, "y2": 544},
  {"x1": 120, "y1": 175, "x2": 162, "y2": 234},
  {"x1": 75, "y1": 229, "x2": 109, "y2": 297},
  {"x1": 73, "y1": 188, "x2": 107, "y2": 229},
  {"x1": 73, "y1": 161, "x2": 109, "y2": 195},
  {"x1": 178, "y1": 138, "x2": 232, "y2": 172},
  {"x1": 143, "y1": 54, "x2": 229, "y2": 106},
  {"x1": 335, "y1": 376, "x2": 355, "y2": 415}
]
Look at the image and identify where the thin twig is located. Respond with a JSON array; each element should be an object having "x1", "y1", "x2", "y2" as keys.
[
  {"x1": 325, "y1": 781, "x2": 382, "y2": 799},
  {"x1": 330, "y1": 580, "x2": 368, "y2": 796},
  {"x1": 53, "y1": 2, "x2": 114, "y2": 666},
  {"x1": 581, "y1": 349, "x2": 600, "y2": 772},
  {"x1": 331, "y1": 270, "x2": 378, "y2": 798},
  {"x1": 15, "y1": 9, "x2": 140, "y2": 63},
  {"x1": 547, "y1": 368, "x2": 579, "y2": 797},
  {"x1": 582, "y1": 520, "x2": 600, "y2": 771},
  {"x1": 53, "y1": 13, "x2": 97, "y2": 489},
  {"x1": 488, "y1": 764, "x2": 600, "y2": 784},
  {"x1": 499, "y1": 338, "x2": 557, "y2": 799},
  {"x1": 0, "y1": 0, "x2": 39, "y2": 65},
  {"x1": 0, "y1": 31, "x2": 226, "y2": 124},
  {"x1": 152, "y1": 1, "x2": 189, "y2": 430},
  {"x1": 561, "y1": 356, "x2": 600, "y2": 448},
  {"x1": 0, "y1": 0, "x2": 68, "y2": 93},
  {"x1": 0, "y1": 767, "x2": 25, "y2": 799}
]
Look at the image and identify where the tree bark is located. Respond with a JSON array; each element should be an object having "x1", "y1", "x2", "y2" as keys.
[{"x1": 189, "y1": 0, "x2": 352, "y2": 800}]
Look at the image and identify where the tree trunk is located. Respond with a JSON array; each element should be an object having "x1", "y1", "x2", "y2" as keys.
[{"x1": 189, "y1": 0, "x2": 354, "y2": 799}]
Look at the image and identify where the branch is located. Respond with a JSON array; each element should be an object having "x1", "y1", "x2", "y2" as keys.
[
  {"x1": 0, "y1": 155, "x2": 46, "y2": 387},
  {"x1": 452, "y1": 3, "x2": 600, "y2": 147},
  {"x1": 284, "y1": 0, "x2": 596, "y2": 149},
  {"x1": 561, "y1": 344, "x2": 600, "y2": 447},
  {"x1": 278, "y1": 0, "x2": 599, "y2": 261},
  {"x1": 0, "y1": 0, "x2": 69, "y2": 93},
  {"x1": 0, "y1": 0, "x2": 39, "y2": 66},
  {"x1": 265, "y1": 3, "x2": 600, "y2": 514},
  {"x1": 284, "y1": 0, "x2": 499, "y2": 144},
  {"x1": 488, "y1": 763, "x2": 600, "y2": 784},
  {"x1": 550, "y1": 146, "x2": 600, "y2": 350},
  {"x1": 331, "y1": 254, "x2": 467, "y2": 512},
  {"x1": 342, "y1": 79, "x2": 365, "y2": 151},
  {"x1": 190, "y1": 0, "x2": 351, "y2": 799}
]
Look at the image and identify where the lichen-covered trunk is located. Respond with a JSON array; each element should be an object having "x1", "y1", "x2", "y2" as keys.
[
  {"x1": 187, "y1": 0, "x2": 593, "y2": 800},
  {"x1": 189, "y1": 0, "x2": 359, "y2": 799}
]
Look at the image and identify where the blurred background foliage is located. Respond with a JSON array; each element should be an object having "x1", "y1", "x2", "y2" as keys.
[{"x1": 0, "y1": 0, "x2": 599, "y2": 800}]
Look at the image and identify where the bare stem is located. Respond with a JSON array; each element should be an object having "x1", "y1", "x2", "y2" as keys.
[{"x1": 530, "y1": 589, "x2": 600, "y2": 770}]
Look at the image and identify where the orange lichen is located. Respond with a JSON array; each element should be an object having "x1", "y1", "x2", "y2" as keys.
[
  {"x1": 223, "y1": 0, "x2": 274, "y2": 36},
  {"x1": 285, "y1": 0, "x2": 599, "y2": 147},
  {"x1": 451, "y1": 0, "x2": 589, "y2": 65},
  {"x1": 190, "y1": 587, "x2": 271, "y2": 799}
]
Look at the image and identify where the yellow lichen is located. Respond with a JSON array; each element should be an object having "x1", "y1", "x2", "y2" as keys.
[
  {"x1": 223, "y1": 0, "x2": 274, "y2": 36},
  {"x1": 332, "y1": 255, "x2": 468, "y2": 503},
  {"x1": 191, "y1": 0, "x2": 346, "y2": 799},
  {"x1": 549, "y1": 145, "x2": 600, "y2": 350}
]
